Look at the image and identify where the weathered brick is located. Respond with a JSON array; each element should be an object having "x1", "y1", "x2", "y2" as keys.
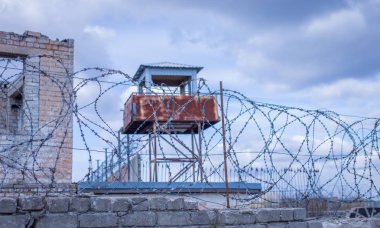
[
  {"x1": 240, "y1": 210, "x2": 256, "y2": 224},
  {"x1": 280, "y1": 208, "x2": 294, "y2": 221},
  {"x1": 293, "y1": 208, "x2": 307, "y2": 220},
  {"x1": 190, "y1": 211, "x2": 217, "y2": 225},
  {"x1": 167, "y1": 198, "x2": 185, "y2": 210},
  {"x1": 185, "y1": 226, "x2": 211, "y2": 228},
  {"x1": 90, "y1": 197, "x2": 111, "y2": 212},
  {"x1": 0, "y1": 215, "x2": 26, "y2": 228},
  {"x1": 35, "y1": 214, "x2": 77, "y2": 228},
  {"x1": 156, "y1": 211, "x2": 190, "y2": 226},
  {"x1": 24, "y1": 31, "x2": 41, "y2": 37},
  {"x1": 185, "y1": 201, "x2": 199, "y2": 210},
  {"x1": 289, "y1": 221, "x2": 308, "y2": 228},
  {"x1": 255, "y1": 209, "x2": 270, "y2": 223},
  {"x1": 18, "y1": 196, "x2": 45, "y2": 211},
  {"x1": 250, "y1": 224, "x2": 267, "y2": 228},
  {"x1": 270, "y1": 209, "x2": 282, "y2": 222},
  {"x1": 46, "y1": 197, "x2": 70, "y2": 213},
  {"x1": 268, "y1": 223, "x2": 288, "y2": 228},
  {"x1": 217, "y1": 210, "x2": 255, "y2": 225},
  {"x1": 217, "y1": 210, "x2": 238, "y2": 225},
  {"x1": 120, "y1": 211, "x2": 157, "y2": 226},
  {"x1": 131, "y1": 197, "x2": 149, "y2": 211},
  {"x1": 149, "y1": 197, "x2": 168, "y2": 210},
  {"x1": 0, "y1": 198, "x2": 17, "y2": 214},
  {"x1": 78, "y1": 213, "x2": 117, "y2": 228},
  {"x1": 256, "y1": 209, "x2": 281, "y2": 223},
  {"x1": 307, "y1": 221, "x2": 323, "y2": 228},
  {"x1": 111, "y1": 198, "x2": 131, "y2": 212}
]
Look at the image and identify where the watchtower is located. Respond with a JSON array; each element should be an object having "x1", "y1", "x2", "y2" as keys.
[{"x1": 122, "y1": 62, "x2": 219, "y2": 182}]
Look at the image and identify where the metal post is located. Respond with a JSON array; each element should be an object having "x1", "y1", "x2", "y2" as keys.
[
  {"x1": 88, "y1": 162, "x2": 92, "y2": 182},
  {"x1": 105, "y1": 148, "x2": 108, "y2": 182},
  {"x1": 110, "y1": 150, "x2": 114, "y2": 181},
  {"x1": 127, "y1": 134, "x2": 131, "y2": 181},
  {"x1": 191, "y1": 128, "x2": 195, "y2": 182},
  {"x1": 219, "y1": 81, "x2": 230, "y2": 208},
  {"x1": 117, "y1": 129, "x2": 122, "y2": 181},
  {"x1": 198, "y1": 123, "x2": 203, "y2": 182},
  {"x1": 96, "y1": 160, "x2": 100, "y2": 182},
  {"x1": 153, "y1": 123, "x2": 158, "y2": 182},
  {"x1": 138, "y1": 154, "x2": 142, "y2": 182},
  {"x1": 149, "y1": 133, "x2": 152, "y2": 182}
]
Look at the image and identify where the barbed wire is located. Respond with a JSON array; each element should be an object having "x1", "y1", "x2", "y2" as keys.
[{"x1": 0, "y1": 56, "x2": 379, "y2": 209}]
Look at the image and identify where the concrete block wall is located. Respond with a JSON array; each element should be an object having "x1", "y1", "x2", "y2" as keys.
[
  {"x1": 0, "y1": 195, "x2": 323, "y2": 228},
  {"x1": 0, "y1": 30, "x2": 74, "y2": 184}
]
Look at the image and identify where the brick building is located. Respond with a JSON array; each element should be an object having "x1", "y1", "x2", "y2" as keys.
[{"x1": 0, "y1": 31, "x2": 73, "y2": 184}]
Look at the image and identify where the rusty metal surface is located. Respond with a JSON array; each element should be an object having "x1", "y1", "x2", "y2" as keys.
[{"x1": 123, "y1": 94, "x2": 219, "y2": 134}]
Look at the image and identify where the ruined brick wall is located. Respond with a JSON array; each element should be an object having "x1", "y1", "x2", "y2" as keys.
[{"x1": 0, "y1": 31, "x2": 73, "y2": 184}]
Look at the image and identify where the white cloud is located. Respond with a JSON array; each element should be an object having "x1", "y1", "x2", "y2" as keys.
[
  {"x1": 0, "y1": 0, "x2": 9, "y2": 12},
  {"x1": 75, "y1": 80, "x2": 101, "y2": 107},
  {"x1": 307, "y1": 75, "x2": 380, "y2": 99},
  {"x1": 236, "y1": 35, "x2": 323, "y2": 88},
  {"x1": 291, "y1": 135, "x2": 305, "y2": 144},
  {"x1": 83, "y1": 25, "x2": 116, "y2": 39},
  {"x1": 0, "y1": 0, "x2": 43, "y2": 25},
  {"x1": 262, "y1": 83, "x2": 290, "y2": 93},
  {"x1": 119, "y1": 86, "x2": 138, "y2": 108},
  {"x1": 305, "y1": 8, "x2": 366, "y2": 38}
]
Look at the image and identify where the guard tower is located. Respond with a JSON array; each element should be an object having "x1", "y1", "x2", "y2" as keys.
[{"x1": 122, "y1": 62, "x2": 219, "y2": 182}]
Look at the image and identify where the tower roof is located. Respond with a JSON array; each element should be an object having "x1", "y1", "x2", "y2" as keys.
[{"x1": 133, "y1": 62, "x2": 203, "y2": 81}]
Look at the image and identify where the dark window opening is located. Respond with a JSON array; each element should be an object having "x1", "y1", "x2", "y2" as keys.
[
  {"x1": 150, "y1": 75, "x2": 191, "y2": 95},
  {"x1": 0, "y1": 57, "x2": 24, "y2": 133}
]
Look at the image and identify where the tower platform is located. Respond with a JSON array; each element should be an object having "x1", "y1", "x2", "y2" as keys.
[{"x1": 122, "y1": 94, "x2": 219, "y2": 134}]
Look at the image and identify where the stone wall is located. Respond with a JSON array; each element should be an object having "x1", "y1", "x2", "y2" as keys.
[
  {"x1": 0, "y1": 195, "x2": 321, "y2": 228},
  {"x1": 0, "y1": 30, "x2": 73, "y2": 184}
]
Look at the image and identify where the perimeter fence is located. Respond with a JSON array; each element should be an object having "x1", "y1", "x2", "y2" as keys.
[{"x1": 1, "y1": 56, "x2": 380, "y2": 211}]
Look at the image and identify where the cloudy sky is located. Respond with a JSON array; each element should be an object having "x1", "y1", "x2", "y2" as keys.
[
  {"x1": 1, "y1": 0, "x2": 380, "y2": 180},
  {"x1": 1, "y1": 0, "x2": 379, "y2": 114}
]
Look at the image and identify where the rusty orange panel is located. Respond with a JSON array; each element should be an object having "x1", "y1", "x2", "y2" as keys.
[{"x1": 123, "y1": 94, "x2": 219, "y2": 134}]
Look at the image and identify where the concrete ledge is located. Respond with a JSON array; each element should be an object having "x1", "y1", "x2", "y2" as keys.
[{"x1": 78, "y1": 181, "x2": 262, "y2": 194}]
